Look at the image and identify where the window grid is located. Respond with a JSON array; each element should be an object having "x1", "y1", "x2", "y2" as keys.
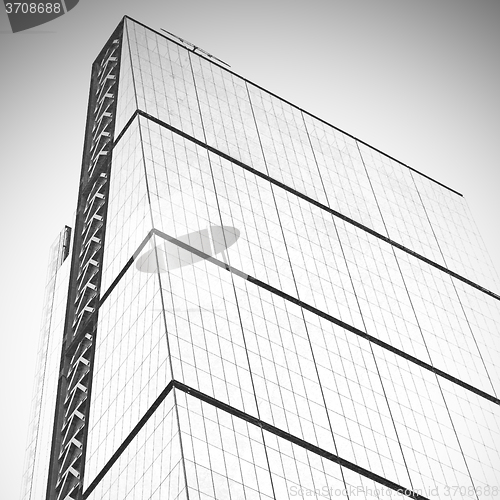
[{"x1": 81, "y1": 18, "x2": 500, "y2": 500}]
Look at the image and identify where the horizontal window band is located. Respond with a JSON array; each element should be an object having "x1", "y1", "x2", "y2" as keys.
[
  {"x1": 82, "y1": 380, "x2": 430, "y2": 500},
  {"x1": 246, "y1": 273, "x2": 500, "y2": 405},
  {"x1": 122, "y1": 15, "x2": 462, "y2": 198},
  {"x1": 92, "y1": 230, "x2": 500, "y2": 407},
  {"x1": 173, "y1": 381, "x2": 430, "y2": 500},
  {"x1": 112, "y1": 109, "x2": 500, "y2": 304}
]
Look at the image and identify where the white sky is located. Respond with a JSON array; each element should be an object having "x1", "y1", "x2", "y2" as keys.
[{"x1": 1, "y1": 1, "x2": 499, "y2": 498}]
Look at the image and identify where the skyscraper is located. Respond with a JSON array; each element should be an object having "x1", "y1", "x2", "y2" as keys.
[{"x1": 22, "y1": 15, "x2": 500, "y2": 500}]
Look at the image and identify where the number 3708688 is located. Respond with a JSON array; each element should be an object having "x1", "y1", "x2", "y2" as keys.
[{"x1": 5, "y1": 3, "x2": 61, "y2": 14}]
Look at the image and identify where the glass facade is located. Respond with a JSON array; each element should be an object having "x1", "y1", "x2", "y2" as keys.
[
  {"x1": 20, "y1": 227, "x2": 71, "y2": 500},
  {"x1": 23, "y1": 15, "x2": 500, "y2": 500}
]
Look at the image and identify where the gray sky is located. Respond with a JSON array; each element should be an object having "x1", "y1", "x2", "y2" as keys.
[{"x1": 1, "y1": 0, "x2": 499, "y2": 498}]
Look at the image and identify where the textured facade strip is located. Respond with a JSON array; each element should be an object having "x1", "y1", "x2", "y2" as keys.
[{"x1": 44, "y1": 22, "x2": 124, "y2": 500}]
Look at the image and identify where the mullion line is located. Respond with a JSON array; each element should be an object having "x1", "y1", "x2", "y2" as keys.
[
  {"x1": 186, "y1": 53, "x2": 278, "y2": 499},
  {"x1": 244, "y1": 83, "x2": 347, "y2": 496},
  {"x1": 410, "y1": 168, "x2": 497, "y2": 398}
]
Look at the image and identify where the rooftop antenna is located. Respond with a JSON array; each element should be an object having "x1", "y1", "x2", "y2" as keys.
[{"x1": 160, "y1": 28, "x2": 231, "y2": 68}]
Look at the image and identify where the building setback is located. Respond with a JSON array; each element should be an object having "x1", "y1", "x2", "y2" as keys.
[{"x1": 21, "y1": 15, "x2": 500, "y2": 500}]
